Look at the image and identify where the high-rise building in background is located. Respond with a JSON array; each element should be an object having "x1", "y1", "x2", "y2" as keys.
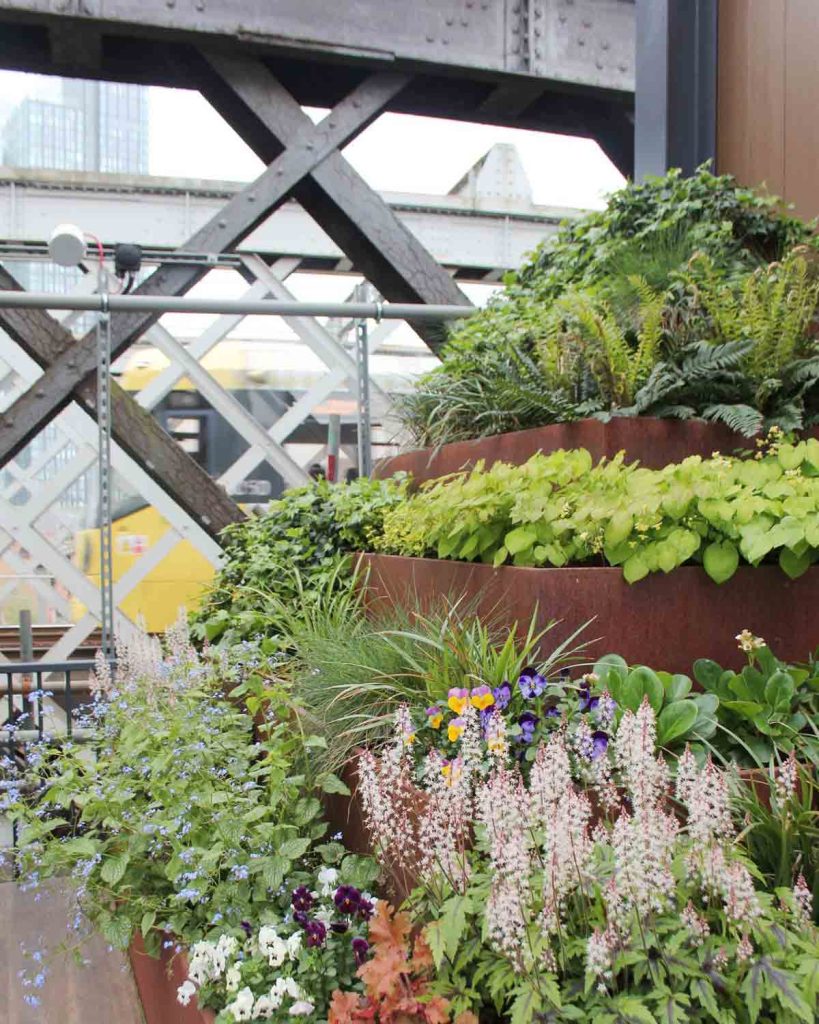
[
  {"x1": 0, "y1": 77, "x2": 150, "y2": 498},
  {"x1": 2, "y1": 78, "x2": 149, "y2": 174}
]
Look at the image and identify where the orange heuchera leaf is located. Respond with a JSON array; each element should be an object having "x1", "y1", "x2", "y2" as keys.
[
  {"x1": 328, "y1": 990, "x2": 362, "y2": 1024},
  {"x1": 454, "y1": 1013, "x2": 479, "y2": 1024},
  {"x1": 423, "y1": 995, "x2": 452, "y2": 1024},
  {"x1": 369, "y1": 900, "x2": 412, "y2": 954},
  {"x1": 358, "y1": 946, "x2": 407, "y2": 1000},
  {"x1": 410, "y1": 932, "x2": 434, "y2": 972}
]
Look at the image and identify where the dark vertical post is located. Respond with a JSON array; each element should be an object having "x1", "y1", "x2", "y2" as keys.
[
  {"x1": 635, "y1": 0, "x2": 718, "y2": 179},
  {"x1": 327, "y1": 414, "x2": 341, "y2": 483},
  {"x1": 18, "y1": 609, "x2": 32, "y2": 662}
]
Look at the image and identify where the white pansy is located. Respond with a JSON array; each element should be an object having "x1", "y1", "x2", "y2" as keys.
[
  {"x1": 289, "y1": 1000, "x2": 316, "y2": 1016},
  {"x1": 315, "y1": 906, "x2": 334, "y2": 926},
  {"x1": 283, "y1": 978, "x2": 302, "y2": 999},
  {"x1": 317, "y1": 866, "x2": 338, "y2": 896},
  {"x1": 177, "y1": 980, "x2": 196, "y2": 1006},
  {"x1": 286, "y1": 932, "x2": 302, "y2": 959},
  {"x1": 226, "y1": 986, "x2": 255, "y2": 1022},
  {"x1": 253, "y1": 994, "x2": 277, "y2": 1019},
  {"x1": 225, "y1": 964, "x2": 241, "y2": 992}
]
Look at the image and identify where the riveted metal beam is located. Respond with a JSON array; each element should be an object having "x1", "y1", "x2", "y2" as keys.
[
  {"x1": 0, "y1": 70, "x2": 407, "y2": 478},
  {"x1": 0, "y1": 265, "x2": 243, "y2": 535},
  {"x1": 195, "y1": 52, "x2": 471, "y2": 348}
]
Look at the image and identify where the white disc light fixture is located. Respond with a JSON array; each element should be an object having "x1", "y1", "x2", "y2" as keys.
[{"x1": 48, "y1": 223, "x2": 86, "y2": 268}]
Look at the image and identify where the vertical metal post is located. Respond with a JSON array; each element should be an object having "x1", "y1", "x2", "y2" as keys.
[
  {"x1": 96, "y1": 274, "x2": 115, "y2": 662},
  {"x1": 18, "y1": 609, "x2": 32, "y2": 662},
  {"x1": 635, "y1": 0, "x2": 718, "y2": 180},
  {"x1": 327, "y1": 413, "x2": 341, "y2": 483},
  {"x1": 355, "y1": 317, "x2": 372, "y2": 478}
]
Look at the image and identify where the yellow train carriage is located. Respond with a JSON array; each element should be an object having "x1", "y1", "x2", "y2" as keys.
[{"x1": 72, "y1": 343, "x2": 356, "y2": 632}]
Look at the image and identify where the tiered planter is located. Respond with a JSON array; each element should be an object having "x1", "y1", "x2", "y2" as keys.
[
  {"x1": 359, "y1": 554, "x2": 819, "y2": 673},
  {"x1": 129, "y1": 934, "x2": 215, "y2": 1024},
  {"x1": 375, "y1": 418, "x2": 819, "y2": 484}
]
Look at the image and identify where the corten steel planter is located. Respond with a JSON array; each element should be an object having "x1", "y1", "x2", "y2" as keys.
[
  {"x1": 129, "y1": 934, "x2": 215, "y2": 1024},
  {"x1": 358, "y1": 554, "x2": 819, "y2": 674},
  {"x1": 375, "y1": 419, "x2": 819, "y2": 485}
]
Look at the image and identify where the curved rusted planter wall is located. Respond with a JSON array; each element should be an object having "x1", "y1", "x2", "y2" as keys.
[
  {"x1": 129, "y1": 935, "x2": 215, "y2": 1024},
  {"x1": 375, "y1": 419, "x2": 819, "y2": 485},
  {"x1": 359, "y1": 554, "x2": 819, "y2": 673}
]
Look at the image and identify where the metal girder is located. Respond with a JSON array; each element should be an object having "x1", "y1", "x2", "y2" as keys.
[
  {"x1": 196, "y1": 52, "x2": 470, "y2": 347},
  {"x1": 0, "y1": 70, "x2": 407, "y2": 500},
  {"x1": 0, "y1": 265, "x2": 243, "y2": 535},
  {"x1": 0, "y1": 0, "x2": 635, "y2": 92},
  {"x1": 634, "y1": 0, "x2": 717, "y2": 179},
  {"x1": 0, "y1": 163, "x2": 575, "y2": 281}
]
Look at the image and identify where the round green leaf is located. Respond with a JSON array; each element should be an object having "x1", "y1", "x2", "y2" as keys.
[
  {"x1": 657, "y1": 699, "x2": 699, "y2": 747},
  {"x1": 702, "y1": 540, "x2": 739, "y2": 584}
]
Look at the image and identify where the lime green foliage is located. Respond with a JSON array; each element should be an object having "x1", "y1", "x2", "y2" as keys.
[
  {"x1": 398, "y1": 166, "x2": 819, "y2": 446},
  {"x1": 190, "y1": 475, "x2": 408, "y2": 647},
  {"x1": 694, "y1": 641, "x2": 819, "y2": 766},
  {"x1": 375, "y1": 439, "x2": 819, "y2": 584},
  {"x1": 8, "y1": 626, "x2": 374, "y2": 959}
]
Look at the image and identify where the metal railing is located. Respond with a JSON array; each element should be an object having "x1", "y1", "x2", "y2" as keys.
[{"x1": 1, "y1": 659, "x2": 97, "y2": 745}]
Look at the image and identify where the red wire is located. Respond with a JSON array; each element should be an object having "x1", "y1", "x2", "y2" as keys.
[{"x1": 84, "y1": 231, "x2": 105, "y2": 268}]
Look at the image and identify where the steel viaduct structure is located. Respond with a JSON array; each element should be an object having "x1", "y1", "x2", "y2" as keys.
[{"x1": 0, "y1": 0, "x2": 717, "y2": 657}]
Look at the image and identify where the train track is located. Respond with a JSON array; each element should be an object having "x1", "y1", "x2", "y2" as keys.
[{"x1": 0, "y1": 624, "x2": 101, "y2": 661}]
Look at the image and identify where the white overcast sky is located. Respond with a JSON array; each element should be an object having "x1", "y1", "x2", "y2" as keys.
[
  {"x1": 0, "y1": 70, "x2": 624, "y2": 343},
  {"x1": 0, "y1": 70, "x2": 624, "y2": 206}
]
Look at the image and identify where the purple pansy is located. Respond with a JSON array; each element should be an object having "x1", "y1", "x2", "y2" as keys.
[
  {"x1": 352, "y1": 937, "x2": 370, "y2": 966},
  {"x1": 493, "y1": 681, "x2": 512, "y2": 710},
  {"x1": 591, "y1": 730, "x2": 609, "y2": 760},
  {"x1": 544, "y1": 706, "x2": 562, "y2": 719},
  {"x1": 305, "y1": 919, "x2": 327, "y2": 948},
  {"x1": 291, "y1": 885, "x2": 314, "y2": 912},
  {"x1": 334, "y1": 885, "x2": 362, "y2": 914},
  {"x1": 518, "y1": 710, "x2": 540, "y2": 743},
  {"x1": 578, "y1": 683, "x2": 599, "y2": 713},
  {"x1": 357, "y1": 897, "x2": 374, "y2": 920},
  {"x1": 330, "y1": 921, "x2": 349, "y2": 934},
  {"x1": 518, "y1": 667, "x2": 546, "y2": 699}
]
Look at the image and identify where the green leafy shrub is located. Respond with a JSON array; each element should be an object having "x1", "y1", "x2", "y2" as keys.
[
  {"x1": 398, "y1": 166, "x2": 819, "y2": 447},
  {"x1": 375, "y1": 439, "x2": 819, "y2": 584},
  {"x1": 7, "y1": 625, "x2": 375, "y2": 961},
  {"x1": 694, "y1": 637, "x2": 819, "y2": 765},
  {"x1": 190, "y1": 475, "x2": 407, "y2": 647}
]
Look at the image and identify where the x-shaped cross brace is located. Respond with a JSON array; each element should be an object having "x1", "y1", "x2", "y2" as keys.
[{"x1": 0, "y1": 64, "x2": 465, "y2": 535}]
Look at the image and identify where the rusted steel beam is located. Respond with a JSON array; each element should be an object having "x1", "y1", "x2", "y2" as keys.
[
  {"x1": 196, "y1": 52, "x2": 471, "y2": 348},
  {"x1": 0, "y1": 71, "x2": 406, "y2": 480}
]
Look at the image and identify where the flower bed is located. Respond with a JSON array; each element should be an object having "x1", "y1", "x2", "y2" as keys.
[
  {"x1": 375, "y1": 418, "x2": 819, "y2": 485},
  {"x1": 358, "y1": 553, "x2": 819, "y2": 672}
]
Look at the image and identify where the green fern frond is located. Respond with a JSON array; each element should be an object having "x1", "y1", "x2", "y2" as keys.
[{"x1": 702, "y1": 403, "x2": 764, "y2": 436}]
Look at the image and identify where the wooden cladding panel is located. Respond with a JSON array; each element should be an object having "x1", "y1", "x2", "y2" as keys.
[{"x1": 718, "y1": 0, "x2": 819, "y2": 221}]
